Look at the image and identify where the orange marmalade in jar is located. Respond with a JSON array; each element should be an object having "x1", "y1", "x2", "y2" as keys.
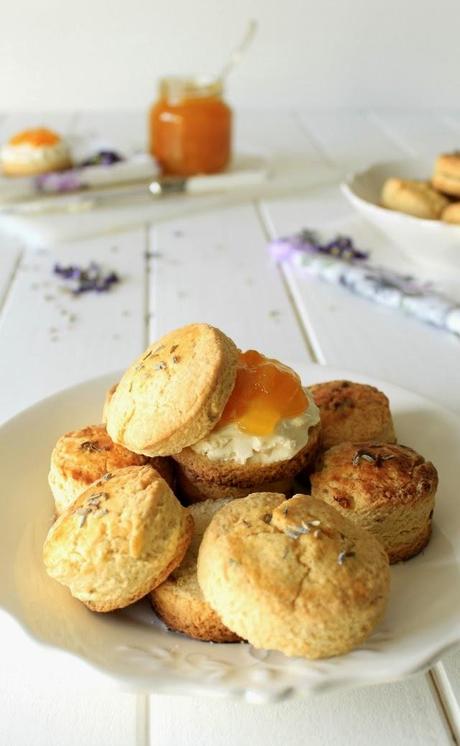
[{"x1": 149, "y1": 77, "x2": 232, "y2": 176}]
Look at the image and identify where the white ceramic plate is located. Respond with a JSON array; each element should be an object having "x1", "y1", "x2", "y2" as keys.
[
  {"x1": 341, "y1": 159, "x2": 460, "y2": 273},
  {"x1": 1, "y1": 365, "x2": 459, "y2": 702}
]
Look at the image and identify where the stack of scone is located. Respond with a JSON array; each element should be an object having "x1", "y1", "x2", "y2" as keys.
[
  {"x1": 43, "y1": 322, "x2": 438, "y2": 659},
  {"x1": 308, "y1": 379, "x2": 437, "y2": 563},
  {"x1": 381, "y1": 150, "x2": 460, "y2": 224}
]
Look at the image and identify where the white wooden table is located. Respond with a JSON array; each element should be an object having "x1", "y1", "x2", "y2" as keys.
[{"x1": 0, "y1": 109, "x2": 459, "y2": 745}]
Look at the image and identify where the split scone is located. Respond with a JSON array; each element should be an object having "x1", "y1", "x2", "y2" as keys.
[
  {"x1": 106, "y1": 323, "x2": 239, "y2": 456},
  {"x1": 432, "y1": 152, "x2": 460, "y2": 198},
  {"x1": 310, "y1": 380, "x2": 396, "y2": 450},
  {"x1": 1, "y1": 127, "x2": 72, "y2": 176},
  {"x1": 381, "y1": 178, "x2": 449, "y2": 219},
  {"x1": 173, "y1": 350, "x2": 321, "y2": 501},
  {"x1": 310, "y1": 442, "x2": 438, "y2": 563},
  {"x1": 106, "y1": 325, "x2": 321, "y2": 502},
  {"x1": 151, "y1": 499, "x2": 239, "y2": 642},
  {"x1": 43, "y1": 465, "x2": 193, "y2": 612},
  {"x1": 176, "y1": 468, "x2": 292, "y2": 503},
  {"x1": 49, "y1": 424, "x2": 173, "y2": 515},
  {"x1": 197, "y1": 492, "x2": 390, "y2": 659}
]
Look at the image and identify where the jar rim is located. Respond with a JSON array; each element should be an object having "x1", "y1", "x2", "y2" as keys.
[{"x1": 158, "y1": 76, "x2": 223, "y2": 102}]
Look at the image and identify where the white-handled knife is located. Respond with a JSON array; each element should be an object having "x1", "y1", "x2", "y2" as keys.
[{"x1": 0, "y1": 167, "x2": 267, "y2": 216}]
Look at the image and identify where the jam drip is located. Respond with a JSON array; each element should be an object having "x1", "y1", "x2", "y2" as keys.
[{"x1": 218, "y1": 350, "x2": 308, "y2": 436}]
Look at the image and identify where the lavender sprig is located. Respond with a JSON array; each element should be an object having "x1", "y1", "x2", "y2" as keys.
[
  {"x1": 54, "y1": 262, "x2": 120, "y2": 295},
  {"x1": 269, "y1": 230, "x2": 369, "y2": 263}
]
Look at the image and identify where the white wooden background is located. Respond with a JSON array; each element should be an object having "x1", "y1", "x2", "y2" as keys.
[{"x1": 0, "y1": 109, "x2": 460, "y2": 745}]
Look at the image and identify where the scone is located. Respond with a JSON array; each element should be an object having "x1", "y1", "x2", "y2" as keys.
[
  {"x1": 173, "y1": 350, "x2": 321, "y2": 501},
  {"x1": 381, "y1": 178, "x2": 449, "y2": 219},
  {"x1": 441, "y1": 202, "x2": 460, "y2": 225},
  {"x1": 49, "y1": 424, "x2": 173, "y2": 515},
  {"x1": 310, "y1": 442, "x2": 437, "y2": 563},
  {"x1": 177, "y1": 467, "x2": 292, "y2": 503},
  {"x1": 1, "y1": 127, "x2": 72, "y2": 176},
  {"x1": 309, "y1": 380, "x2": 395, "y2": 450},
  {"x1": 197, "y1": 492, "x2": 390, "y2": 659},
  {"x1": 432, "y1": 153, "x2": 460, "y2": 198},
  {"x1": 43, "y1": 465, "x2": 193, "y2": 612},
  {"x1": 151, "y1": 499, "x2": 239, "y2": 641},
  {"x1": 106, "y1": 323, "x2": 239, "y2": 456},
  {"x1": 102, "y1": 383, "x2": 118, "y2": 424}
]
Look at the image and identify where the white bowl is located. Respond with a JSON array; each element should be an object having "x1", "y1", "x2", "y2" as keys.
[{"x1": 341, "y1": 159, "x2": 460, "y2": 273}]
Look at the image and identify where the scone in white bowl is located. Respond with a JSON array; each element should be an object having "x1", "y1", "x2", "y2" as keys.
[{"x1": 341, "y1": 159, "x2": 460, "y2": 273}]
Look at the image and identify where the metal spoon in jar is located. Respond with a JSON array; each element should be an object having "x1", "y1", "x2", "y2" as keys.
[{"x1": 218, "y1": 19, "x2": 258, "y2": 82}]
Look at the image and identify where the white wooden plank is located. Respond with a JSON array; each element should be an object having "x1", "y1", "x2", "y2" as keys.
[
  {"x1": 369, "y1": 110, "x2": 460, "y2": 159},
  {"x1": 0, "y1": 226, "x2": 147, "y2": 424},
  {"x1": 235, "y1": 109, "x2": 338, "y2": 191},
  {"x1": 0, "y1": 233, "x2": 23, "y2": 309},
  {"x1": 148, "y1": 202, "x2": 313, "y2": 362},
  {"x1": 433, "y1": 652, "x2": 460, "y2": 741},
  {"x1": 260, "y1": 185, "x2": 460, "y2": 413},
  {"x1": 149, "y1": 674, "x2": 452, "y2": 746},
  {"x1": 1, "y1": 692, "x2": 137, "y2": 746},
  {"x1": 0, "y1": 641, "x2": 137, "y2": 746},
  {"x1": 297, "y1": 110, "x2": 409, "y2": 171}
]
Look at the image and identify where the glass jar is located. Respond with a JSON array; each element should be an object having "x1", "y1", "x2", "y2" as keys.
[{"x1": 149, "y1": 77, "x2": 232, "y2": 176}]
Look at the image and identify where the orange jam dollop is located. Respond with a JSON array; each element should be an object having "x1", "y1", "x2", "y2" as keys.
[
  {"x1": 218, "y1": 350, "x2": 308, "y2": 436},
  {"x1": 9, "y1": 128, "x2": 60, "y2": 148}
]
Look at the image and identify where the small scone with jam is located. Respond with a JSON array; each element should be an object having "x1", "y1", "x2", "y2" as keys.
[
  {"x1": 197, "y1": 492, "x2": 390, "y2": 659},
  {"x1": 1, "y1": 127, "x2": 72, "y2": 176},
  {"x1": 43, "y1": 465, "x2": 193, "y2": 612},
  {"x1": 173, "y1": 349, "x2": 320, "y2": 501},
  {"x1": 106, "y1": 325, "x2": 321, "y2": 502},
  {"x1": 310, "y1": 442, "x2": 438, "y2": 563}
]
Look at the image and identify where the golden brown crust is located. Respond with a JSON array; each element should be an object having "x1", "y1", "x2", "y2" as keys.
[
  {"x1": 433, "y1": 153, "x2": 460, "y2": 197},
  {"x1": 106, "y1": 324, "x2": 239, "y2": 457},
  {"x1": 387, "y1": 523, "x2": 432, "y2": 564},
  {"x1": 441, "y1": 202, "x2": 460, "y2": 224},
  {"x1": 49, "y1": 424, "x2": 149, "y2": 514},
  {"x1": 176, "y1": 465, "x2": 293, "y2": 503},
  {"x1": 197, "y1": 493, "x2": 390, "y2": 659},
  {"x1": 49, "y1": 423, "x2": 174, "y2": 514},
  {"x1": 1, "y1": 157, "x2": 72, "y2": 177},
  {"x1": 310, "y1": 442, "x2": 437, "y2": 563},
  {"x1": 102, "y1": 383, "x2": 118, "y2": 424},
  {"x1": 151, "y1": 499, "x2": 239, "y2": 642},
  {"x1": 381, "y1": 177, "x2": 449, "y2": 219},
  {"x1": 43, "y1": 465, "x2": 193, "y2": 612},
  {"x1": 173, "y1": 421, "x2": 321, "y2": 486},
  {"x1": 310, "y1": 381, "x2": 395, "y2": 450}
]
